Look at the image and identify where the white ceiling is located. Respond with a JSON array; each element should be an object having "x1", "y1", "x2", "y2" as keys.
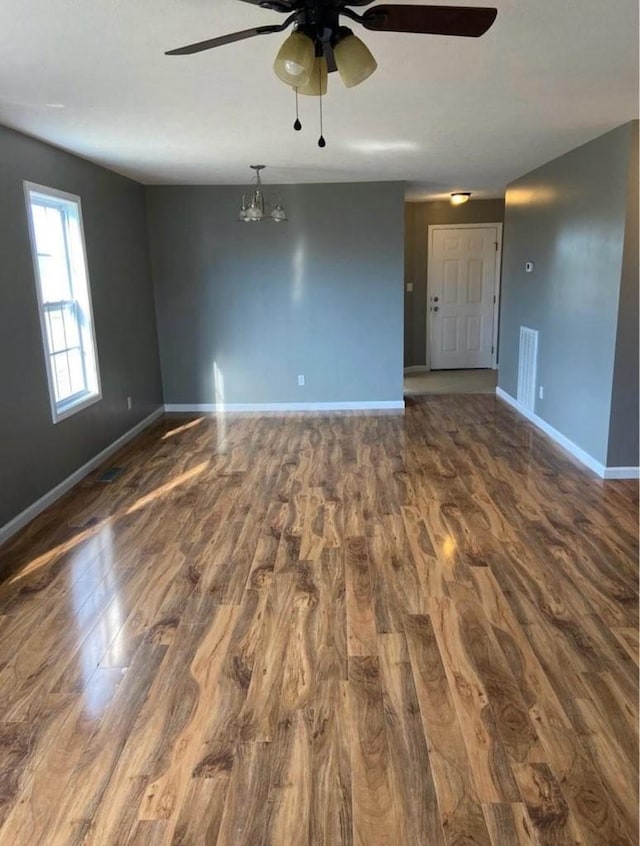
[{"x1": 0, "y1": 0, "x2": 637, "y2": 198}]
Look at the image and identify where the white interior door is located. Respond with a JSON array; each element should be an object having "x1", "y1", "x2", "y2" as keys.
[{"x1": 428, "y1": 226, "x2": 498, "y2": 369}]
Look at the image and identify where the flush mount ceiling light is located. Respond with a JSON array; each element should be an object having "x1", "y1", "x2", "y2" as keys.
[
  {"x1": 238, "y1": 165, "x2": 287, "y2": 223},
  {"x1": 451, "y1": 192, "x2": 472, "y2": 205},
  {"x1": 166, "y1": 1, "x2": 497, "y2": 147}
]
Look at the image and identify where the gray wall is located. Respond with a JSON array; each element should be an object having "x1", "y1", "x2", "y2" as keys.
[
  {"x1": 146, "y1": 182, "x2": 404, "y2": 406},
  {"x1": 0, "y1": 125, "x2": 163, "y2": 528},
  {"x1": 498, "y1": 122, "x2": 635, "y2": 466},
  {"x1": 608, "y1": 121, "x2": 639, "y2": 467},
  {"x1": 404, "y1": 199, "x2": 505, "y2": 367}
]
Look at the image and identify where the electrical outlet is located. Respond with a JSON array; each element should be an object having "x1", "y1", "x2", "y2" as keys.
[
  {"x1": 127, "y1": 396, "x2": 132, "y2": 410},
  {"x1": 538, "y1": 386, "x2": 544, "y2": 400},
  {"x1": 297, "y1": 375, "x2": 305, "y2": 387}
]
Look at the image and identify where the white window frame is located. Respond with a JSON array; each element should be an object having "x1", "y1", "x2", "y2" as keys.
[{"x1": 24, "y1": 182, "x2": 102, "y2": 423}]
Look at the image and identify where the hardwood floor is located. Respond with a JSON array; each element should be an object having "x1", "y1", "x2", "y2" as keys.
[{"x1": 0, "y1": 395, "x2": 637, "y2": 845}]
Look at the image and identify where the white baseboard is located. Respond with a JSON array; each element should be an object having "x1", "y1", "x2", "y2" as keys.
[
  {"x1": 404, "y1": 366, "x2": 429, "y2": 374},
  {"x1": 0, "y1": 407, "x2": 164, "y2": 547},
  {"x1": 164, "y1": 401, "x2": 405, "y2": 413},
  {"x1": 496, "y1": 388, "x2": 604, "y2": 475},
  {"x1": 602, "y1": 466, "x2": 640, "y2": 480},
  {"x1": 496, "y1": 388, "x2": 639, "y2": 480}
]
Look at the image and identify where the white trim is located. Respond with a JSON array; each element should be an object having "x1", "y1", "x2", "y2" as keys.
[
  {"x1": 404, "y1": 366, "x2": 429, "y2": 374},
  {"x1": 164, "y1": 401, "x2": 405, "y2": 413},
  {"x1": 496, "y1": 388, "x2": 616, "y2": 477},
  {"x1": 602, "y1": 466, "x2": 640, "y2": 480},
  {"x1": 491, "y1": 225, "x2": 503, "y2": 370},
  {"x1": 23, "y1": 181, "x2": 103, "y2": 424},
  {"x1": 426, "y1": 222, "x2": 503, "y2": 371},
  {"x1": 0, "y1": 407, "x2": 164, "y2": 547}
]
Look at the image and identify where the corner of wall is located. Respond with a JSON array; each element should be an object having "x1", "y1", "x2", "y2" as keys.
[{"x1": 607, "y1": 120, "x2": 639, "y2": 468}]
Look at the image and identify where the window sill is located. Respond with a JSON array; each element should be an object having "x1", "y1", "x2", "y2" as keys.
[{"x1": 53, "y1": 391, "x2": 102, "y2": 424}]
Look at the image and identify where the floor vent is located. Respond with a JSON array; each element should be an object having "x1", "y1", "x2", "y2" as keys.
[
  {"x1": 97, "y1": 467, "x2": 124, "y2": 483},
  {"x1": 517, "y1": 327, "x2": 538, "y2": 412}
]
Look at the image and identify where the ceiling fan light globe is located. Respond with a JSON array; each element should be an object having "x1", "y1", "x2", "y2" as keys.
[
  {"x1": 451, "y1": 192, "x2": 471, "y2": 205},
  {"x1": 273, "y1": 32, "x2": 315, "y2": 87},
  {"x1": 297, "y1": 57, "x2": 328, "y2": 96},
  {"x1": 284, "y1": 59, "x2": 305, "y2": 76},
  {"x1": 334, "y1": 34, "x2": 377, "y2": 89}
]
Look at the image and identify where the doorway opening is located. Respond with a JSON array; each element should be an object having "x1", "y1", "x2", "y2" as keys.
[{"x1": 404, "y1": 367, "x2": 497, "y2": 396}]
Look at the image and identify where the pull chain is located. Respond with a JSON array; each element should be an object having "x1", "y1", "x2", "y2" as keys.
[
  {"x1": 293, "y1": 87, "x2": 302, "y2": 132},
  {"x1": 318, "y1": 82, "x2": 326, "y2": 148}
]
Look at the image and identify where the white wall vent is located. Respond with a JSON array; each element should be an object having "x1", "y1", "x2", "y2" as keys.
[{"x1": 517, "y1": 326, "x2": 538, "y2": 412}]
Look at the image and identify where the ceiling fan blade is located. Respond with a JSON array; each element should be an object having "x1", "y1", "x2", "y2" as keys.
[
  {"x1": 166, "y1": 22, "x2": 291, "y2": 55},
  {"x1": 361, "y1": 4, "x2": 497, "y2": 37},
  {"x1": 235, "y1": 0, "x2": 293, "y2": 10}
]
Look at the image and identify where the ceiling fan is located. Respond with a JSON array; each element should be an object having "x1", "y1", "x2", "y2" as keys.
[{"x1": 166, "y1": 1, "x2": 498, "y2": 145}]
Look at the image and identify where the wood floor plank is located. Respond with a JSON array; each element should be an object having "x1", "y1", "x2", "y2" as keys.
[
  {"x1": 404, "y1": 614, "x2": 492, "y2": 846},
  {"x1": 309, "y1": 680, "x2": 353, "y2": 846},
  {"x1": 280, "y1": 563, "x2": 318, "y2": 712},
  {"x1": 0, "y1": 669, "x2": 123, "y2": 842},
  {"x1": 264, "y1": 710, "x2": 313, "y2": 846},
  {"x1": 573, "y1": 696, "x2": 639, "y2": 839},
  {"x1": 581, "y1": 671, "x2": 638, "y2": 765},
  {"x1": 0, "y1": 399, "x2": 635, "y2": 845},
  {"x1": 313, "y1": 549, "x2": 348, "y2": 683},
  {"x1": 81, "y1": 609, "x2": 237, "y2": 843},
  {"x1": 611, "y1": 626, "x2": 639, "y2": 663},
  {"x1": 428, "y1": 595, "x2": 521, "y2": 803},
  {"x1": 377, "y1": 633, "x2": 446, "y2": 846},
  {"x1": 471, "y1": 566, "x2": 635, "y2": 844},
  {"x1": 215, "y1": 741, "x2": 273, "y2": 846},
  {"x1": 445, "y1": 582, "x2": 546, "y2": 766},
  {"x1": 234, "y1": 573, "x2": 296, "y2": 742},
  {"x1": 510, "y1": 762, "x2": 584, "y2": 845},
  {"x1": 137, "y1": 606, "x2": 240, "y2": 828},
  {"x1": 171, "y1": 743, "x2": 233, "y2": 846},
  {"x1": 347, "y1": 656, "x2": 399, "y2": 845},
  {"x1": 482, "y1": 803, "x2": 536, "y2": 846},
  {"x1": 40, "y1": 641, "x2": 169, "y2": 844},
  {"x1": 345, "y1": 537, "x2": 378, "y2": 657}
]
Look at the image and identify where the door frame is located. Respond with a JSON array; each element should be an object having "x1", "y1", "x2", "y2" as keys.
[{"x1": 426, "y1": 222, "x2": 503, "y2": 371}]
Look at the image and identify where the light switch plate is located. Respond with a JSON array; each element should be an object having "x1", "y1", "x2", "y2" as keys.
[
  {"x1": 406, "y1": 282, "x2": 414, "y2": 293},
  {"x1": 525, "y1": 261, "x2": 535, "y2": 273}
]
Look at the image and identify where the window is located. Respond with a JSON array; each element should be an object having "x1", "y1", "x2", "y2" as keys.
[{"x1": 24, "y1": 183, "x2": 101, "y2": 423}]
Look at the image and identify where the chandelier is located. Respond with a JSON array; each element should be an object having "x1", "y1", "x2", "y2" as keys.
[{"x1": 238, "y1": 166, "x2": 287, "y2": 223}]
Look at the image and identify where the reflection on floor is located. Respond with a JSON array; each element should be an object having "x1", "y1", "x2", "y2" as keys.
[{"x1": 404, "y1": 367, "x2": 498, "y2": 396}]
